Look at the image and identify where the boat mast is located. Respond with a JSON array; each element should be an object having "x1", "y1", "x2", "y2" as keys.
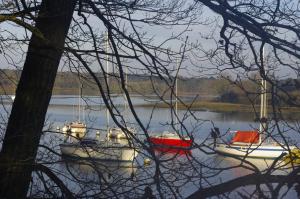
[
  {"x1": 80, "y1": 83, "x2": 85, "y2": 123},
  {"x1": 175, "y1": 59, "x2": 178, "y2": 117},
  {"x1": 259, "y1": 47, "x2": 268, "y2": 143},
  {"x1": 78, "y1": 83, "x2": 82, "y2": 122},
  {"x1": 124, "y1": 65, "x2": 128, "y2": 124},
  {"x1": 106, "y1": 31, "x2": 110, "y2": 130},
  {"x1": 175, "y1": 58, "x2": 179, "y2": 132}
]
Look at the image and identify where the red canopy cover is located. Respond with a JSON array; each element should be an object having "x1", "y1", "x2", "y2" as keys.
[{"x1": 231, "y1": 131, "x2": 259, "y2": 143}]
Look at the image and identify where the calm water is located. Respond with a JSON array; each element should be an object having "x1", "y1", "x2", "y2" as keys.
[{"x1": 1, "y1": 95, "x2": 299, "y2": 198}]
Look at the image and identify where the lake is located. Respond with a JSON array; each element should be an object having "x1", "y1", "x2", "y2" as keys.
[{"x1": 0, "y1": 95, "x2": 299, "y2": 198}]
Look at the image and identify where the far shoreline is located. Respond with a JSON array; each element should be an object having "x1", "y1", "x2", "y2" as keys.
[
  {"x1": 2, "y1": 94, "x2": 300, "y2": 113},
  {"x1": 135, "y1": 101, "x2": 300, "y2": 113}
]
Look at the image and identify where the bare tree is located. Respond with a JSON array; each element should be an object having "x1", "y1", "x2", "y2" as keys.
[
  {"x1": 0, "y1": 0, "x2": 76, "y2": 198},
  {"x1": 0, "y1": 0, "x2": 300, "y2": 198}
]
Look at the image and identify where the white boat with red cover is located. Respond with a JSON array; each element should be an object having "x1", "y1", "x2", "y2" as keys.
[
  {"x1": 215, "y1": 130, "x2": 295, "y2": 159},
  {"x1": 215, "y1": 48, "x2": 295, "y2": 159}
]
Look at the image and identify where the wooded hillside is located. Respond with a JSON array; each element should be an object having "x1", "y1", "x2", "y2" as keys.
[{"x1": 1, "y1": 69, "x2": 299, "y2": 105}]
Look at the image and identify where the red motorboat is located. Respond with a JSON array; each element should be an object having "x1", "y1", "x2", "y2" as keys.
[{"x1": 149, "y1": 131, "x2": 192, "y2": 150}]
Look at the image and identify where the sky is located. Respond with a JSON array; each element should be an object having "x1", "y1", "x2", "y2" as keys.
[{"x1": 0, "y1": 2, "x2": 298, "y2": 79}]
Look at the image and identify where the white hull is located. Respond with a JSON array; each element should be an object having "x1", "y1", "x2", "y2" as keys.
[
  {"x1": 216, "y1": 143, "x2": 295, "y2": 159},
  {"x1": 60, "y1": 141, "x2": 138, "y2": 162}
]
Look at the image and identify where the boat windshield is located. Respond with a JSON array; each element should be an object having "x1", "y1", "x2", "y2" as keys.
[{"x1": 224, "y1": 132, "x2": 235, "y2": 144}]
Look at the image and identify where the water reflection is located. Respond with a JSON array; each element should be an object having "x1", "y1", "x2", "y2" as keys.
[
  {"x1": 60, "y1": 157, "x2": 138, "y2": 197},
  {"x1": 61, "y1": 158, "x2": 137, "y2": 178},
  {"x1": 1, "y1": 95, "x2": 300, "y2": 197},
  {"x1": 213, "y1": 154, "x2": 293, "y2": 177},
  {"x1": 206, "y1": 154, "x2": 298, "y2": 198},
  {"x1": 153, "y1": 147, "x2": 192, "y2": 156}
]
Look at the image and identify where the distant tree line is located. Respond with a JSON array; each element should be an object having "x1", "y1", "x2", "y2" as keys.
[{"x1": 1, "y1": 69, "x2": 299, "y2": 106}]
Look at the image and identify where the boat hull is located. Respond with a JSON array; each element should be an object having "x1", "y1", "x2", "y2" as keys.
[
  {"x1": 149, "y1": 137, "x2": 192, "y2": 148},
  {"x1": 60, "y1": 143, "x2": 138, "y2": 162},
  {"x1": 215, "y1": 143, "x2": 295, "y2": 159}
]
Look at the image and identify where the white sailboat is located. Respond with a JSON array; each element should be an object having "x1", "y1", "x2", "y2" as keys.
[
  {"x1": 215, "y1": 48, "x2": 295, "y2": 159},
  {"x1": 149, "y1": 58, "x2": 192, "y2": 153},
  {"x1": 107, "y1": 65, "x2": 136, "y2": 139},
  {"x1": 60, "y1": 32, "x2": 138, "y2": 162},
  {"x1": 62, "y1": 83, "x2": 87, "y2": 139}
]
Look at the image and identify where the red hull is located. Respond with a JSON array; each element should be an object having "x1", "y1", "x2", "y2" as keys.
[{"x1": 149, "y1": 137, "x2": 192, "y2": 148}]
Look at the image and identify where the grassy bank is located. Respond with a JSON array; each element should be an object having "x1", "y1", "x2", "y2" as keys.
[{"x1": 136, "y1": 101, "x2": 300, "y2": 113}]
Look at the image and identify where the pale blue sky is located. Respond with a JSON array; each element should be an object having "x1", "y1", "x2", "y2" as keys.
[{"x1": 0, "y1": 4, "x2": 298, "y2": 79}]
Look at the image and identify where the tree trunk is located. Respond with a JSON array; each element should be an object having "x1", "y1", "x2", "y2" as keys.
[{"x1": 0, "y1": 0, "x2": 76, "y2": 198}]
